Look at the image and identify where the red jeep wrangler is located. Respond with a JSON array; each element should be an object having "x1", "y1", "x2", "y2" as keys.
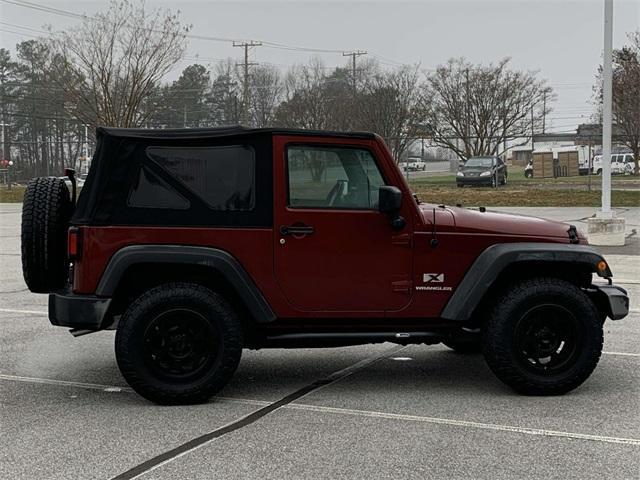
[{"x1": 21, "y1": 127, "x2": 629, "y2": 404}]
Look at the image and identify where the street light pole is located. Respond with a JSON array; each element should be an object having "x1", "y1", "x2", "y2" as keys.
[
  {"x1": 600, "y1": 0, "x2": 613, "y2": 217},
  {"x1": 588, "y1": 0, "x2": 625, "y2": 245}
]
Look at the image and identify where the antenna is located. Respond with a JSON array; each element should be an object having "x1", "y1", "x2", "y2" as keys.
[{"x1": 430, "y1": 208, "x2": 439, "y2": 248}]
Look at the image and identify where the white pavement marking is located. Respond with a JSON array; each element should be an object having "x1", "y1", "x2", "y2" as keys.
[
  {"x1": 0, "y1": 373, "x2": 273, "y2": 407},
  {"x1": 0, "y1": 308, "x2": 47, "y2": 315},
  {"x1": 285, "y1": 403, "x2": 640, "y2": 447},
  {"x1": 0, "y1": 373, "x2": 134, "y2": 392},
  {"x1": 603, "y1": 351, "x2": 640, "y2": 357}
]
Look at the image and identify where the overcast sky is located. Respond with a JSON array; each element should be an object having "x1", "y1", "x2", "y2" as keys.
[{"x1": 1, "y1": 0, "x2": 638, "y2": 132}]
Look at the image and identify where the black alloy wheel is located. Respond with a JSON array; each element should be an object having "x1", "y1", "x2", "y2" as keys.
[
  {"x1": 512, "y1": 304, "x2": 582, "y2": 375},
  {"x1": 143, "y1": 308, "x2": 219, "y2": 381}
]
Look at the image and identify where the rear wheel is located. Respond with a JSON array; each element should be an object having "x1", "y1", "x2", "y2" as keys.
[
  {"x1": 115, "y1": 283, "x2": 243, "y2": 405},
  {"x1": 482, "y1": 278, "x2": 603, "y2": 395},
  {"x1": 21, "y1": 177, "x2": 72, "y2": 293}
]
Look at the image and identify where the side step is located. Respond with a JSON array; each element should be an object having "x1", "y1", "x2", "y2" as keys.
[{"x1": 263, "y1": 331, "x2": 444, "y2": 348}]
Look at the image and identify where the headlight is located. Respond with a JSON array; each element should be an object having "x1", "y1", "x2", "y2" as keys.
[
  {"x1": 480, "y1": 171, "x2": 491, "y2": 177},
  {"x1": 457, "y1": 171, "x2": 464, "y2": 177}
]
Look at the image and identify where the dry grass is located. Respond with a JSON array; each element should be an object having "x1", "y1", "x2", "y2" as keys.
[
  {"x1": 0, "y1": 185, "x2": 25, "y2": 203},
  {"x1": 411, "y1": 185, "x2": 639, "y2": 207}
]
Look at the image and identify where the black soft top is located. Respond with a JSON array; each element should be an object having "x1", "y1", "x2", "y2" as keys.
[
  {"x1": 97, "y1": 125, "x2": 376, "y2": 140},
  {"x1": 73, "y1": 126, "x2": 376, "y2": 227}
]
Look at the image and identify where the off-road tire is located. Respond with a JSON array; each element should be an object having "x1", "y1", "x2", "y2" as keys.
[
  {"x1": 21, "y1": 177, "x2": 72, "y2": 293},
  {"x1": 482, "y1": 278, "x2": 603, "y2": 395},
  {"x1": 115, "y1": 283, "x2": 243, "y2": 405}
]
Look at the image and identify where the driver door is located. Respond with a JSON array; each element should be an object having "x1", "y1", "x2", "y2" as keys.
[{"x1": 273, "y1": 136, "x2": 413, "y2": 314}]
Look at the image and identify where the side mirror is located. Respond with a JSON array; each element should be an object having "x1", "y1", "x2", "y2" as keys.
[{"x1": 378, "y1": 186, "x2": 402, "y2": 214}]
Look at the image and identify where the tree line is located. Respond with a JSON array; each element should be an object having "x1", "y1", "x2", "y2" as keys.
[{"x1": 1, "y1": 1, "x2": 636, "y2": 177}]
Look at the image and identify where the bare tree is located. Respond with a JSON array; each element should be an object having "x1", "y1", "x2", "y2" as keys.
[
  {"x1": 611, "y1": 31, "x2": 639, "y2": 174},
  {"x1": 356, "y1": 65, "x2": 423, "y2": 160},
  {"x1": 421, "y1": 58, "x2": 552, "y2": 160},
  {"x1": 249, "y1": 65, "x2": 282, "y2": 128},
  {"x1": 274, "y1": 57, "x2": 332, "y2": 129},
  {"x1": 48, "y1": 0, "x2": 189, "y2": 128}
]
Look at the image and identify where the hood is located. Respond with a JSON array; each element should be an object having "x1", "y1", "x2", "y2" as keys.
[
  {"x1": 450, "y1": 207, "x2": 577, "y2": 239},
  {"x1": 417, "y1": 204, "x2": 579, "y2": 241},
  {"x1": 460, "y1": 165, "x2": 491, "y2": 174}
]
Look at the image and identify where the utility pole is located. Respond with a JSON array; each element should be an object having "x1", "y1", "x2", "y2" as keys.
[
  {"x1": 343, "y1": 50, "x2": 367, "y2": 91},
  {"x1": 465, "y1": 68, "x2": 470, "y2": 158},
  {"x1": 542, "y1": 92, "x2": 547, "y2": 134},
  {"x1": 0, "y1": 122, "x2": 7, "y2": 160},
  {"x1": 530, "y1": 105, "x2": 535, "y2": 154},
  {"x1": 233, "y1": 41, "x2": 262, "y2": 125}
]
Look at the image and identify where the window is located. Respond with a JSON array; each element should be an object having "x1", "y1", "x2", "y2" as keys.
[
  {"x1": 128, "y1": 166, "x2": 190, "y2": 209},
  {"x1": 465, "y1": 157, "x2": 494, "y2": 167},
  {"x1": 287, "y1": 146, "x2": 385, "y2": 209},
  {"x1": 146, "y1": 145, "x2": 255, "y2": 211}
]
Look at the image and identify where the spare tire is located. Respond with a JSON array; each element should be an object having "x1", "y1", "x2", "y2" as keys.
[{"x1": 21, "y1": 177, "x2": 73, "y2": 293}]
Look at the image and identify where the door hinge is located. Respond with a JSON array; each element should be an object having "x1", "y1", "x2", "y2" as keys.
[
  {"x1": 391, "y1": 233, "x2": 412, "y2": 247},
  {"x1": 391, "y1": 280, "x2": 412, "y2": 294}
]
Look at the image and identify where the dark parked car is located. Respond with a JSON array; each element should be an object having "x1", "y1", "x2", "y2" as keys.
[{"x1": 457, "y1": 156, "x2": 507, "y2": 187}]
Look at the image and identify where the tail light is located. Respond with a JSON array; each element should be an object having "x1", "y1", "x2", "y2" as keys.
[{"x1": 68, "y1": 227, "x2": 82, "y2": 260}]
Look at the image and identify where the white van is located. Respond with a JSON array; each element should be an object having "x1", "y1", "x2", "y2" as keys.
[{"x1": 592, "y1": 152, "x2": 635, "y2": 175}]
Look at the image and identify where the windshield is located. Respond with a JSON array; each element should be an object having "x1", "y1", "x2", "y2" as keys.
[{"x1": 465, "y1": 157, "x2": 494, "y2": 167}]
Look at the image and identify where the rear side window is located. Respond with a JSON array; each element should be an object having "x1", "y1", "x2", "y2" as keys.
[
  {"x1": 128, "y1": 166, "x2": 190, "y2": 209},
  {"x1": 146, "y1": 146, "x2": 255, "y2": 211}
]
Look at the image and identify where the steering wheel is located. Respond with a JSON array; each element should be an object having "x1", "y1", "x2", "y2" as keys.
[{"x1": 325, "y1": 180, "x2": 348, "y2": 207}]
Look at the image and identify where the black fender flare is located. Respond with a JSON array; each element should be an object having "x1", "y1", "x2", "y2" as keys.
[
  {"x1": 96, "y1": 245, "x2": 276, "y2": 323},
  {"x1": 440, "y1": 243, "x2": 611, "y2": 322}
]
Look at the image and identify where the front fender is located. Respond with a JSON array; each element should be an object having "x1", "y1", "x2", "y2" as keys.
[{"x1": 440, "y1": 243, "x2": 612, "y2": 321}]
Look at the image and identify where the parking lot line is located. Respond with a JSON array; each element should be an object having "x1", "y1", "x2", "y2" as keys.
[
  {"x1": 602, "y1": 351, "x2": 640, "y2": 357},
  {"x1": 285, "y1": 403, "x2": 640, "y2": 447},
  {"x1": 0, "y1": 373, "x2": 134, "y2": 392},
  {"x1": 0, "y1": 308, "x2": 48, "y2": 315},
  {"x1": 0, "y1": 373, "x2": 275, "y2": 407}
]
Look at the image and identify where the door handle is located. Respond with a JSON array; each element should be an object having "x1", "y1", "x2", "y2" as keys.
[{"x1": 280, "y1": 224, "x2": 315, "y2": 236}]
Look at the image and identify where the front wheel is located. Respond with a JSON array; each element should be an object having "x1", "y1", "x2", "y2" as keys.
[
  {"x1": 115, "y1": 283, "x2": 243, "y2": 405},
  {"x1": 482, "y1": 278, "x2": 603, "y2": 395}
]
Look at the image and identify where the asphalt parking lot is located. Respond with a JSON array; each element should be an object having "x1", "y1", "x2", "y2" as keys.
[{"x1": 1, "y1": 203, "x2": 639, "y2": 479}]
